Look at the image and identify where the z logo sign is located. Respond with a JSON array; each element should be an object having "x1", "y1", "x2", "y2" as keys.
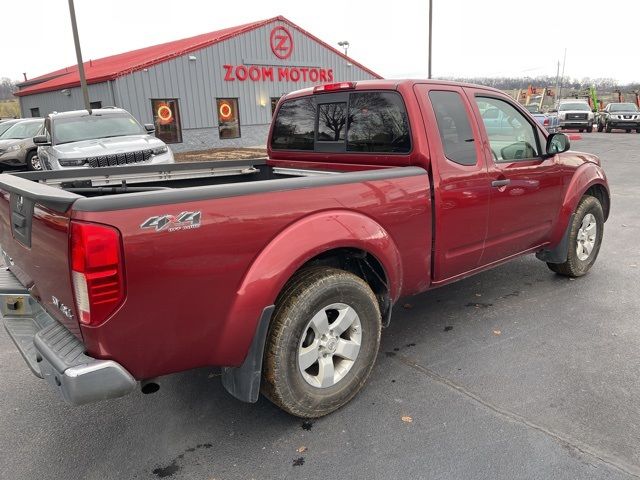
[{"x1": 141, "y1": 211, "x2": 201, "y2": 232}]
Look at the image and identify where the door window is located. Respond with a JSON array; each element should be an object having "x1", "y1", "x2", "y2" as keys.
[
  {"x1": 475, "y1": 97, "x2": 540, "y2": 162},
  {"x1": 429, "y1": 91, "x2": 477, "y2": 166}
]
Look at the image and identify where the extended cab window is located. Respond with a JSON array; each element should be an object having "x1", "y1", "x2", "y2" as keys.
[
  {"x1": 346, "y1": 92, "x2": 410, "y2": 152},
  {"x1": 429, "y1": 91, "x2": 477, "y2": 166},
  {"x1": 270, "y1": 97, "x2": 316, "y2": 150},
  {"x1": 476, "y1": 97, "x2": 540, "y2": 162}
]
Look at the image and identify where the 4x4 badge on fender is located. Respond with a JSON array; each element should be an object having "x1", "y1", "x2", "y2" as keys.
[{"x1": 140, "y1": 211, "x2": 201, "y2": 232}]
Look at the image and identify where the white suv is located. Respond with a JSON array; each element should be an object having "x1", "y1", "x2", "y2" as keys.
[{"x1": 34, "y1": 108, "x2": 174, "y2": 170}]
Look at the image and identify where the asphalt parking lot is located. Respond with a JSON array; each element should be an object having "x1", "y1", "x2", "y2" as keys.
[{"x1": 0, "y1": 132, "x2": 638, "y2": 480}]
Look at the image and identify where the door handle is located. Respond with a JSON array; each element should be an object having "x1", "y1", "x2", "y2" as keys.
[{"x1": 491, "y1": 179, "x2": 510, "y2": 188}]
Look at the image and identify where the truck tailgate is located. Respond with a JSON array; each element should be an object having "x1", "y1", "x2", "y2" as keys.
[{"x1": 0, "y1": 174, "x2": 81, "y2": 337}]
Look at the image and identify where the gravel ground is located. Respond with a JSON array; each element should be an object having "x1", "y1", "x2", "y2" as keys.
[{"x1": 0, "y1": 132, "x2": 638, "y2": 480}]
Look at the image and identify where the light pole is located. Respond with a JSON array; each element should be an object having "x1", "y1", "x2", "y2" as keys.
[
  {"x1": 68, "y1": 0, "x2": 91, "y2": 114},
  {"x1": 428, "y1": 0, "x2": 433, "y2": 79},
  {"x1": 338, "y1": 40, "x2": 350, "y2": 56}
]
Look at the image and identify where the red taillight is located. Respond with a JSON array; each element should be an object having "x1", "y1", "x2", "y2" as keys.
[
  {"x1": 543, "y1": 117, "x2": 550, "y2": 126},
  {"x1": 70, "y1": 221, "x2": 125, "y2": 327},
  {"x1": 313, "y1": 82, "x2": 356, "y2": 93}
]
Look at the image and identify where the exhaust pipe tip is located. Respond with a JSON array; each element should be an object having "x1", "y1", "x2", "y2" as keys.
[{"x1": 141, "y1": 380, "x2": 160, "y2": 395}]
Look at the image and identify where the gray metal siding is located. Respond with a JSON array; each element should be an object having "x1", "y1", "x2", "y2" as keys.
[
  {"x1": 113, "y1": 19, "x2": 376, "y2": 130},
  {"x1": 19, "y1": 82, "x2": 114, "y2": 118}
]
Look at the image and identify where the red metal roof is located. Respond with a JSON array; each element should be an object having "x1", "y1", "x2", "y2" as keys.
[{"x1": 16, "y1": 16, "x2": 381, "y2": 97}]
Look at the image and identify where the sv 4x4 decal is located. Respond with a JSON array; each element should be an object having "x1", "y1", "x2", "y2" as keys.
[{"x1": 140, "y1": 211, "x2": 201, "y2": 232}]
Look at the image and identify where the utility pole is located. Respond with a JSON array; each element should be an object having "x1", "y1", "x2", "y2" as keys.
[
  {"x1": 68, "y1": 0, "x2": 91, "y2": 114},
  {"x1": 553, "y1": 60, "x2": 560, "y2": 102},
  {"x1": 428, "y1": 0, "x2": 433, "y2": 79},
  {"x1": 558, "y1": 48, "x2": 567, "y2": 101}
]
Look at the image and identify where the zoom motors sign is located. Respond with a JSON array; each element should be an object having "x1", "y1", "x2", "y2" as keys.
[{"x1": 222, "y1": 25, "x2": 334, "y2": 83}]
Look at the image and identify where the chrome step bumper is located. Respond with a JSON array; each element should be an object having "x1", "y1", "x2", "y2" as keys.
[{"x1": 1, "y1": 268, "x2": 136, "y2": 405}]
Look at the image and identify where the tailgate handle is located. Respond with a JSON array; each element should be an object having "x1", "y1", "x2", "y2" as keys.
[{"x1": 12, "y1": 213, "x2": 26, "y2": 229}]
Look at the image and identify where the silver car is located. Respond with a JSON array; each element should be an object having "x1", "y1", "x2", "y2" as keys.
[
  {"x1": 0, "y1": 119, "x2": 45, "y2": 171},
  {"x1": 35, "y1": 108, "x2": 174, "y2": 170}
]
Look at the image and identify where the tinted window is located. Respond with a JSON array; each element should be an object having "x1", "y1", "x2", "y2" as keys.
[
  {"x1": 271, "y1": 97, "x2": 316, "y2": 150},
  {"x1": 347, "y1": 92, "x2": 410, "y2": 152},
  {"x1": 429, "y1": 91, "x2": 477, "y2": 166},
  {"x1": 475, "y1": 96, "x2": 540, "y2": 162},
  {"x1": 610, "y1": 103, "x2": 638, "y2": 112},
  {"x1": 318, "y1": 103, "x2": 347, "y2": 141}
]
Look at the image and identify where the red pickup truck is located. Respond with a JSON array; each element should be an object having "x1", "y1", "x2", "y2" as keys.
[{"x1": 0, "y1": 80, "x2": 609, "y2": 418}]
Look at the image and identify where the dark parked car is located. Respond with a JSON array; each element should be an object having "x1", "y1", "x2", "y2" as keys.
[
  {"x1": 597, "y1": 102, "x2": 640, "y2": 133},
  {"x1": 0, "y1": 119, "x2": 44, "y2": 171}
]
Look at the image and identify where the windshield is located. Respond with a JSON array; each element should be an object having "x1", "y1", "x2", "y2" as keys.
[
  {"x1": 0, "y1": 121, "x2": 19, "y2": 137},
  {"x1": 0, "y1": 120, "x2": 42, "y2": 139},
  {"x1": 53, "y1": 113, "x2": 146, "y2": 145},
  {"x1": 610, "y1": 103, "x2": 638, "y2": 112},
  {"x1": 558, "y1": 103, "x2": 591, "y2": 112},
  {"x1": 524, "y1": 105, "x2": 540, "y2": 113}
]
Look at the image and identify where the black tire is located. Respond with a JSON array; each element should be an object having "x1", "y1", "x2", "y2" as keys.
[
  {"x1": 26, "y1": 151, "x2": 42, "y2": 171},
  {"x1": 605, "y1": 124, "x2": 612, "y2": 133},
  {"x1": 262, "y1": 266, "x2": 381, "y2": 418},
  {"x1": 626, "y1": 129, "x2": 631, "y2": 133},
  {"x1": 636, "y1": 128, "x2": 640, "y2": 133},
  {"x1": 578, "y1": 128, "x2": 584, "y2": 133},
  {"x1": 586, "y1": 125, "x2": 593, "y2": 133},
  {"x1": 547, "y1": 195, "x2": 604, "y2": 277},
  {"x1": 597, "y1": 122, "x2": 604, "y2": 132}
]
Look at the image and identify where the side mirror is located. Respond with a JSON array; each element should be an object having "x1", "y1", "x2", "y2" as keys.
[
  {"x1": 546, "y1": 133, "x2": 570, "y2": 156},
  {"x1": 33, "y1": 135, "x2": 50, "y2": 146},
  {"x1": 144, "y1": 124, "x2": 155, "y2": 134}
]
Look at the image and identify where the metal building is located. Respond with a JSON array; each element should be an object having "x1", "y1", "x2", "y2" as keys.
[{"x1": 15, "y1": 16, "x2": 380, "y2": 151}]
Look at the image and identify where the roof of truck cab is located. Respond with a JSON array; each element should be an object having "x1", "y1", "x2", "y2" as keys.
[
  {"x1": 283, "y1": 79, "x2": 506, "y2": 100},
  {"x1": 48, "y1": 108, "x2": 128, "y2": 119}
]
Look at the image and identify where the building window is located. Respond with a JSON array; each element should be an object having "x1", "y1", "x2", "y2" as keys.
[
  {"x1": 30, "y1": 108, "x2": 40, "y2": 118},
  {"x1": 151, "y1": 99, "x2": 182, "y2": 144},
  {"x1": 216, "y1": 98, "x2": 240, "y2": 139},
  {"x1": 271, "y1": 97, "x2": 281, "y2": 117},
  {"x1": 90, "y1": 101, "x2": 102, "y2": 109}
]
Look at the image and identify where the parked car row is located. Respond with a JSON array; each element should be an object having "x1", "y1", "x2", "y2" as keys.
[
  {"x1": 0, "y1": 108, "x2": 174, "y2": 172},
  {"x1": 523, "y1": 99, "x2": 640, "y2": 134}
]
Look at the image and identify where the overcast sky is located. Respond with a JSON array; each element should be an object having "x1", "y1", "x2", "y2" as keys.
[{"x1": 3, "y1": 0, "x2": 639, "y2": 84}]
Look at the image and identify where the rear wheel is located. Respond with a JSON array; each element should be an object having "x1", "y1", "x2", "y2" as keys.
[
  {"x1": 597, "y1": 122, "x2": 604, "y2": 132},
  {"x1": 626, "y1": 129, "x2": 632, "y2": 133},
  {"x1": 26, "y1": 151, "x2": 42, "y2": 171},
  {"x1": 579, "y1": 128, "x2": 584, "y2": 132},
  {"x1": 636, "y1": 128, "x2": 640, "y2": 133},
  {"x1": 547, "y1": 195, "x2": 604, "y2": 277},
  {"x1": 586, "y1": 125, "x2": 593, "y2": 133},
  {"x1": 605, "y1": 124, "x2": 612, "y2": 133},
  {"x1": 262, "y1": 267, "x2": 381, "y2": 418}
]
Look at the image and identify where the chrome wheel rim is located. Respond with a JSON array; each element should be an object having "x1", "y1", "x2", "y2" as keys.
[
  {"x1": 30, "y1": 155, "x2": 42, "y2": 170},
  {"x1": 576, "y1": 213, "x2": 597, "y2": 261},
  {"x1": 298, "y1": 302, "x2": 362, "y2": 388}
]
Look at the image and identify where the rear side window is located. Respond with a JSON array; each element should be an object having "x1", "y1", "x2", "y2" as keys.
[
  {"x1": 271, "y1": 97, "x2": 316, "y2": 150},
  {"x1": 429, "y1": 91, "x2": 477, "y2": 166},
  {"x1": 271, "y1": 91, "x2": 410, "y2": 153},
  {"x1": 347, "y1": 92, "x2": 410, "y2": 152}
]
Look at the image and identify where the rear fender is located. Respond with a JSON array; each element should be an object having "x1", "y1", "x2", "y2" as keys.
[
  {"x1": 537, "y1": 163, "x2": 608, "y2": 263},
  {"x1": 219, "y1": 210, "x2": 402, "y2": 401}
]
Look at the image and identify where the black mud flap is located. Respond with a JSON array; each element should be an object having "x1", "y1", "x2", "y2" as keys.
[
  {"x1": 221, "y1": 305, "x2": 274, "y2": 403},
  {"x1": 536, "y1": 213, "x2": 575, "y2": 264}
]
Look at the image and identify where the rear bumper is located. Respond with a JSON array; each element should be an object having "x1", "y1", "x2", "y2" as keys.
[{"x1": 1, "y1": 269, "x2": 136, "y2": 405}]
